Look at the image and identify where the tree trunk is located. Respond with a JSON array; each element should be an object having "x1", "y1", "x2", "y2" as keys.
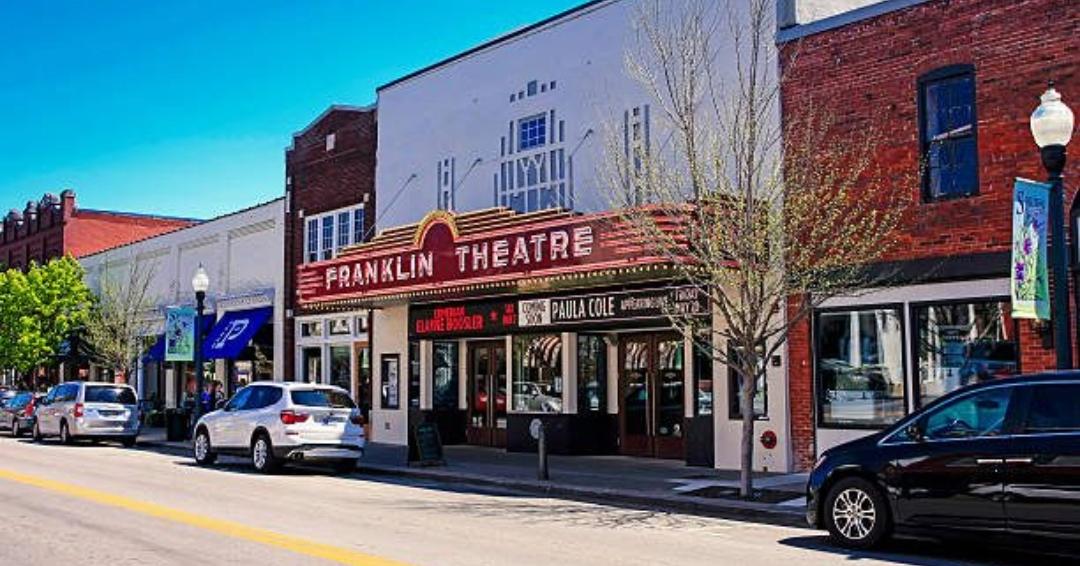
[{"x1": 739, "y1": 366, "x2": 756, "y2": 499}]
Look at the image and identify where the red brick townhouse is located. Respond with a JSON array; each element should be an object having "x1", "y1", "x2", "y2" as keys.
[
  {"x1": 778, "y1": 0, "x2": 1078, "y2": 469},
  {"x1": 282, "y1": 106, "x2": 378, "y2": 409},
  {"x1": 0, "y1": 190, "x2": 198, "y2": 269}
]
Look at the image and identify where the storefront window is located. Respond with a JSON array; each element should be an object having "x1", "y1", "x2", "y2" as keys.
[
  {"x1": 577, "y1": 335, "x2": 607, "y2": 413},
  {"x1": 329, "y1": 346, "x2": 351, "y2": 392},
  {"x1": 816, "y1": 308, "x2": 906, "y2": 427},
  {"x1": 432, "y1": 341, "x2": 459, "y2": 410},
  {"x1": 408, "y1": 341, "x2": 421, "y2": 409},
  {"x1": 512, "y1": 334, "x2": 563, "y2": 413},
  {"x1": 329, "y1": 318, "x2": 351, "y2": 336},
  {"x1": 914, "y1": 300, "x2": 1017, "y2": 408},
  {"x1": 300, "y1": 322, "x2": 323, "y2": 338},
  {"x1": 302, "y1": 347, "x2": 321, "y2": 383},
  {"x1": 727, "y1": 342, "x2": 766, "y2": 420},
  {"x1": 694, "y1": 343, "x2": 713, "y2": 416}
]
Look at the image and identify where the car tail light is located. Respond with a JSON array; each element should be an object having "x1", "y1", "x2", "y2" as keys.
[
  {"x1": 73, "y1": 403, "x2": 84, "y2": 418},
  {"x1": 280, "y1": 410, "x2": 309, "y2": 425},
  {"x1": 350, "y1": 413, "x2": 365, "y2": 426}
]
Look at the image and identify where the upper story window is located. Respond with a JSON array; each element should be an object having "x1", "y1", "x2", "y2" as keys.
[
  {"x1": 519, "y1": 115, "x2": 547, "y2": 151},
  {"x1": 919, "y1": 65, "x2": 978, "y2": 201},
  {"x1": 304, "y1": 205, "x2": 366, "y2": 263}
]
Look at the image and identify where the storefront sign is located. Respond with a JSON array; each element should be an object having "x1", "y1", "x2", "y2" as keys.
[
  {"x1": 410, "y1": 299, "x2": 517, "y2": 338},
  {"x1": 1011, "y1": 178, "x2": 1050, "y2": 320},
  {"x1": 164, "y1": 307, "x2": 196, "y2": 362},
  {"x1": 518, "y1": 286, "x2": 708, "y2": 328},
  {"x1": 409, "y1": 286, "x2": 707, "y2": 338},
  {"x1": 298, "y1": 208, "x2": 688, "y2": 305}
]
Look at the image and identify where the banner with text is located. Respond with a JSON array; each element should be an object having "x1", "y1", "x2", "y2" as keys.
[
  {"x1": 164, "y1": 307, "x2": 197, "y2": 361},
  {"x1": 1011, "y1": 178, "x2": 1051, "y2": 320}
]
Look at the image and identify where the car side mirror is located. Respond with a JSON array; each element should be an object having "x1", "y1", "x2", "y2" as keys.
[{"x1": 905, "y1": 420, "x2": 925, "y2": 442}]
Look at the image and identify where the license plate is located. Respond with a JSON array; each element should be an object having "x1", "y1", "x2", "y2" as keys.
[{"x1": 320, "y1": 416, "x2": 345, "y2": 425}]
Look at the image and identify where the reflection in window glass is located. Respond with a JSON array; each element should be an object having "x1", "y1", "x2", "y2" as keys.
[
  {"x1": 816, "y1": 308, "x2": 906, "y2": 427},
  {"x1": 694, "y1": 343, "x2": 713, "y2": 416},
  {"x1": 329, "y1": 346, "x2": 350, "y2": 392},
  {"x1": 1025, "y1": 385, "x2": 1080, "y2": 433},
  {"x1": 577, "y1": 335, "x2": 607, "y2": 413},
  {"x1": 915, "y1": 301, "x2": 1017, "y2": 408},
  {"x1": 433, "y1": 342, "x2": 459, "y2": 410},
  {"x1": 512, "y1": 334, "x2": 563, "y2": 413},
  {"x1": 923, "y1": 387, "x2": 1011, "y2": 440}
]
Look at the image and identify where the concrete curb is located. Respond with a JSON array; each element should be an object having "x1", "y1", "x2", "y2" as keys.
[{"x1": 137, "y1": 439, "x2": 806, "y2": 528}]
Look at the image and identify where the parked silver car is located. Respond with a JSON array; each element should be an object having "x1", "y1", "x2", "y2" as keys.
[
  {"x1": 193, "y1": 382, "x2": 365, "y2": 474},
  {"x1": 33, "y1": 382, "x2": 140, "y2": 447}
]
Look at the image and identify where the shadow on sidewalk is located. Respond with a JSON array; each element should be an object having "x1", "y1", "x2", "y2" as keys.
[{"x1": 780, "y1": 534, "x2": 1080, "y2": 566}]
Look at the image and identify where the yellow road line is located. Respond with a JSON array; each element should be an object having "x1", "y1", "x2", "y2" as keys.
[{"x1": 0, "y1": 468, "x2": 421, "y2": 566}]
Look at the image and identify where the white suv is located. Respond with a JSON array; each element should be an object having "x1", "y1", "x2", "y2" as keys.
[{"x1": 192, "y1": 382, "x2": 365, "y2": 474}]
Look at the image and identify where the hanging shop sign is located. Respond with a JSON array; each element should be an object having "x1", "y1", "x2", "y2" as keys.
[
  {"x1": 409, "y1": 286, "x2": 707, "y2": 338},
  {"x1": 298, "y1": 208, "x2": 690, "y2": 305},
  {"x1": 1011, "y1": 178, "x2": 1050, "y2": 320}
]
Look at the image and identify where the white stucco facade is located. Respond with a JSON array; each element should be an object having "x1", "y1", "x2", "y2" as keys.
[{"x1": 79, "y1": 199, "x2": 286, "y2": 403}]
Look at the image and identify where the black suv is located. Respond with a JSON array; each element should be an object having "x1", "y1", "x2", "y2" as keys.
[{"x1": 807, "y1": 373, "x2": 1080, "y2": 549}]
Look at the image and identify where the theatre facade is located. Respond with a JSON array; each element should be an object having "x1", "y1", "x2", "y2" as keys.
[{"x1": 297, "y1": 207, "x2": 793, "y2": 470}]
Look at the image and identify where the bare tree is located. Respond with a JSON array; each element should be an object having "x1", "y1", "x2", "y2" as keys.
[
  {"x1": 603, "y1": 0, "x2": 909, "y2": 497},
  {"x1": 83, "y1": 260, "x2": 159, "y2": 385}
]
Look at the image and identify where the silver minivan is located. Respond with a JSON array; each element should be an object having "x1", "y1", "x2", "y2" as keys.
[{"x1": 33, "y1": 382, "x2": 140, "y2": 446}]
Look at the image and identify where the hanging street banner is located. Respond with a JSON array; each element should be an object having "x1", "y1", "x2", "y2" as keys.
[
  {"x1": 164, "y1": 307, "x2": 197, "y2": 361},
  {"x1": 1011, "y1": 178, "x2": 1051, "y2": 320}
]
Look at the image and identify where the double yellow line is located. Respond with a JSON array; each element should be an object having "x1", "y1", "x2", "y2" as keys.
[{"x1": 0, "y1": 468, "x2": 421, "y2": 566}]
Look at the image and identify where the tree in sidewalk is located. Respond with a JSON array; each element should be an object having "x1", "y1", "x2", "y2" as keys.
[
  {"x1": 82, "y1": 259, "x2": 158, "y2": 385},
  {"x1": 603, "y1": 0, "x2": 909, "y2": 497},
  {"x1": 0, "y1": 256, "x2": 94, "y2": 387}
]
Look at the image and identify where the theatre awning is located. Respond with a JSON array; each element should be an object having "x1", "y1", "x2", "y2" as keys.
[{"x1": 202, "y1": 307, "x2": 273, "y2": 360}]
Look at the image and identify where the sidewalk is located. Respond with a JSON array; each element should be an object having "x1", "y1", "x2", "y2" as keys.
[{"x1": 138, "y1": 427, "x2": 808, "y2": 526}]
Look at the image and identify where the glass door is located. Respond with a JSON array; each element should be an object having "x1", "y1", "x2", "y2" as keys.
[
  {"x1": 618, "y1": 333, "x2": 686, "y2": 459},
  {"x1": 467, "y1": 341, "x2": 507, "y2": 447}
]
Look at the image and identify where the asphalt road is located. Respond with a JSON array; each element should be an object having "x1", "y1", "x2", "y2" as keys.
[{"x1": 0, "y1": 435, "x2": 1075, "y2": 566}]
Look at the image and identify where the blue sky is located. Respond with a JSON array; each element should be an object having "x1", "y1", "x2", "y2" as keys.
[{"x1": 0, "y1": 1, "x2": 585, "y2": 220}]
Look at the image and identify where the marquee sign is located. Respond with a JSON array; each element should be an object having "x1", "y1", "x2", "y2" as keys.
[
  {"x1": 408, "y1": 286, "x2": 708, "y2": 339},
  {"x1": 298, "y1": 208, "x2": 686, "y2": 305}
]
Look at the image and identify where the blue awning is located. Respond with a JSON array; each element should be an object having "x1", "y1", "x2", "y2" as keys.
[
  {"x1": 202, "y1": 307, "x2": 273, "y2": 360},
  {"x1": 144, "y1": 335, "x2": 166, "y2": 362}
]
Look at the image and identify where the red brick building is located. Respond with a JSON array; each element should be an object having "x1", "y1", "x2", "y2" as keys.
[
  {"x1": 0, "y1": 190, "x2": 198, "y2": 270},
  {"x1": 779, "y1": 0, "x2": 1078, "y2": 469},
  {"x1": 283, "y1": 105, "x2": 378, "y2": 407}
]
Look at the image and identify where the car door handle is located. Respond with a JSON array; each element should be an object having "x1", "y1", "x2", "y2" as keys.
[
  {"x1": 975, "y1": 458, "x2": 1004, "y2": 466},
  {"x1": 1004, "y1": 457, "x2": 1035, "y2": 465}
]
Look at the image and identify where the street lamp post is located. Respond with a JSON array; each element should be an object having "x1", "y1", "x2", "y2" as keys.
[
  {"x1": 1031, "y1": 83, "x2": 1075, "y2": 369},
  {"x1": 191, "y1": 265, "x2": 210, "y2": 429}
]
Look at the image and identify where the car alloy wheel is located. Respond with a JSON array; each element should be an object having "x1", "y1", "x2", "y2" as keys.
[
  {"x1": 193, "y1": 430, "x2": 216, "y2": 466},
  {"x1": 60, "y1": 422, "x2": 72, "y2": 445},
  {"x1": 251, "y1": 435, "x2": 279, "y2": 474},
  {"x1": 825, "y1": 477, "x2": 891, "y2": 549}
]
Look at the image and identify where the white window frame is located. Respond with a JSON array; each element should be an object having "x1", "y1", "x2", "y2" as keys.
[{"x1": 303, "y1": 204, "x2": 367, "y2": 264}]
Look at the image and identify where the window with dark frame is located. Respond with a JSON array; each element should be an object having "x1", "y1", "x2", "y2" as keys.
[
  {"x1": 919, "y1": 65, "x2": 978, "y2": 201},
  {"x1": 519, "y1": 115, "x2": 547, "y2": 151}
]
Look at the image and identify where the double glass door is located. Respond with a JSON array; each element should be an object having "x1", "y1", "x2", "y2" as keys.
[
  {"x1": 619, "y1": 333, "x2": 685, "y2": 459},
  {"x1": 467, "y1": 341, "x2": 507, "y2": 447}
]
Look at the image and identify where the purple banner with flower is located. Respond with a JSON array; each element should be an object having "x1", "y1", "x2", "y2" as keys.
[{"x1": 1011, "y1": 178, "x2": 1050, "y2": 320}]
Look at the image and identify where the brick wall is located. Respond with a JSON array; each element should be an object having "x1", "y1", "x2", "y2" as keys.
[
  {"x1": 283, "y1": 106, "x2": 378, "y2": 382},
  {"x1": 781, "y1": 0, "x2": 1078, "y2": 470}
]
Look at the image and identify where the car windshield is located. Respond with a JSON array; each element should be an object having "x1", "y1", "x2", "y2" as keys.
[
  {"x1": 290, "y1": 389, "x2": 356, "y2": 409},
  {"x1": 84, "y1": 386, "x2": 137, "y2": 405}
]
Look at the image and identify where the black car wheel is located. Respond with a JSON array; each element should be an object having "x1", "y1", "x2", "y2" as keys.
[
  {"x1": 824, "y1": 477, "x2": 892, "y2": 549},
  {"x1": 193, "y1": 429, "x2": 217, "y2": 466},
  {"x1": 251, "y1": 434, "x2": 280, "y2": 474},
  {"x1": 121, "y1": 436, "x2": 137, "y2": 448},
  {"x1": 59, "y1": 421, "x2": 73, "y2": 445}
]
